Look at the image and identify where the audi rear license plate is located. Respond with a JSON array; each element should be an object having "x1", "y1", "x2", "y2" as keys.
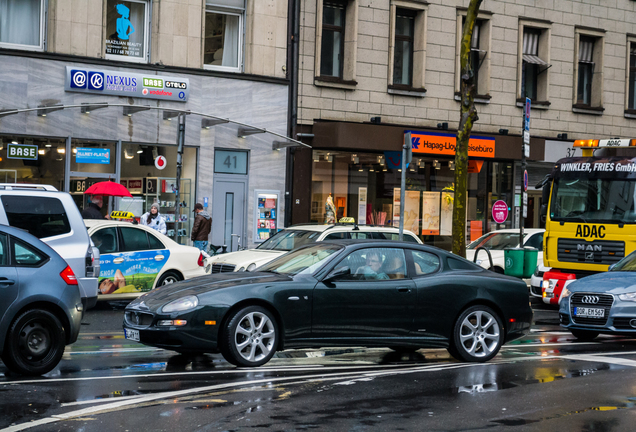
[
  {"x1": 124, "y1": 328, "x2": 140, "y2": 341},
  {"x1": 574, "y1": 307, "x2": 604, "y2": 318}
]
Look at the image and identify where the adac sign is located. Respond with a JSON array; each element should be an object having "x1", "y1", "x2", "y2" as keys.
[
  {"x1": 408, "y1": 131, "x2": 495, "y2": 158},
  {"x1": 65, "y1": 66, "x2": 189, "y2": 102}
]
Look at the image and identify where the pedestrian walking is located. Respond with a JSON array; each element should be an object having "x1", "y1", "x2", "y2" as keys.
[
  {"x1": 81, "y1": 195, "x2": 106, "y2": 219},
  {"x1": 141, "y1": 203, "x2": 167, "y2": 235},
  {"x1": 191, "y1": 203, "x2": 212, "y2": 251}
]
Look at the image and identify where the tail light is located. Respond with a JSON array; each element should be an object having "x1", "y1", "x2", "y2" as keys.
[
  {"x1": 61, "y1": 266, "x2": 78, "y2": 285},
  {"x1": 197, "y1": 253, "x2": 204, "y2": 267}
]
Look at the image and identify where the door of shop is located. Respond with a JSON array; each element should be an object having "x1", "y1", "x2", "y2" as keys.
[{"x1": 211, "y1": 177, "x2": 247, "y2": 251}]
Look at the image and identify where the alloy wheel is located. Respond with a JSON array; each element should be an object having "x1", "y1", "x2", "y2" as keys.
[
  {"x1": 233, "y1": 311, "x2": 276, "y2": 363},
  {"x1": 458, "y1": 310, "x2": 501, "y2": 358}
]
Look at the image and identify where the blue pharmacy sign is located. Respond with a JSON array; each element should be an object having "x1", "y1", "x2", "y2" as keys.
[{"x1": 76, "y1": 148, "x2": 111, "y2": 164}]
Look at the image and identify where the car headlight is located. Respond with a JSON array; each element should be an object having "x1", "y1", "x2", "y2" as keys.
[
  {"x1": 246, "y1": 263, "x2": 256, "y2": 272},
  {"x1": 619, "y1": 292, "x2": 636, "y2": 302},
  {"x1": 161, "y1": 295, "x2": 199, "y2": 313},
  {"x1": 561, "y1": 286, "x2": 571, "y2": 299}
]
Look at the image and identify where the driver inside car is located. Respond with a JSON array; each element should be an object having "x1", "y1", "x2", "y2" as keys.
[{"x1": 355, "y1": 250, "x2": 389, "y2": 280}]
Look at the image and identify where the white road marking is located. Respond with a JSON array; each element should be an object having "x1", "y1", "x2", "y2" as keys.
[
  {"x1": 0, "y1": 362, "x2": 475, "y2": 432},
  {"x1": 561, "y1": 354, "x2": 636, "y2": 367}
]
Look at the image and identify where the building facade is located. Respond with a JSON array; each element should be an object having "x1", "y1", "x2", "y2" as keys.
[
  {"x1": 289, "y1": 0, "x2": 636, "y2": 249},
  {"x1": 0, "y1": 0, "x2": 290, "y2": 249}
]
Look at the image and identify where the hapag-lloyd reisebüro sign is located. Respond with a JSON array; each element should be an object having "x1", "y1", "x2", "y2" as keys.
[{"x1": 64, "y1": 66, "x2": 189, "y2": 102}]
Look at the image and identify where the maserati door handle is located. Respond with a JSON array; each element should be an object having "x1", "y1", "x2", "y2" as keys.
[{"x1": 396, "y1": 286, "x2": 411, "y2": 293}]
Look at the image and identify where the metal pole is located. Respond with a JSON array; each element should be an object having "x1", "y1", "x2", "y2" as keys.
[
  {"x1": 399, "y1": 144, "x2": 406, "y2": 241},
  {"x1": 520, "y1": 70, "x2": 526, "y2": 247},
  {"x1": 174, "y1": 113, "x2": 186, "y2": 243}
]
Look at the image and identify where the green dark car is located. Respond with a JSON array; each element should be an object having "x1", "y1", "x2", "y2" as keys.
[{"x1": 123, "y1": 240, "x2": 533, "y2": 367}]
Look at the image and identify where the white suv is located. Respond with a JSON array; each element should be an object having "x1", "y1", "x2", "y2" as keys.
[
  {"x1": 206, "y1": 224, "x2": 422, "y2": 273},
  {"x1": 0, "y1": 184, "x2": 99, "y2": 309}
]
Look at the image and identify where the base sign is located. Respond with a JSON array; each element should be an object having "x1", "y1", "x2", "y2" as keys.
[
  {"x1": 492, "y1": 200, "x2": 509, "y2": 224},
  {"x1": 7, "y1": 144, "x2": 38, "y2": 160}
]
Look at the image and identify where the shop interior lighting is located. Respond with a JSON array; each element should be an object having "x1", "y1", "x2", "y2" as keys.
[
  {"x1": 38, "y1": 149, "x2": 45, "y2": 155},
  {"x1": 80, "y1": 102, "x2": 108, "y2": 114},
  {"x1": 327, "y1": 154, "x2": 333, "y2": 163},
  {"x1": 124, "y1": 149, "x2": 134, "y2": 159},
  {"x1": 57, "y1": 148, "x2": 65, "y2": 154},
  {"x1": 122, "y1": 106, "x2": 151, "y2": 116},
  {"x1": 417, "y1": 158, "x2": 424, "y2": 168},
  {"x1": 358, "y1": 166, "x2": 364, "y2": 172},
  {"x1": 352, "y1": 154, "x2": 359, "y2": 164},
  {"x1": 433, "y1": 160, "x2": 441, "y2": 170},
  {"x1": 72, "y1": 148, "x2": 77, "y2": 154},
  {"x1": 37, "y1": 104, "x2": 64, "y2": 117},
  {"x1": 382, "y1": 164, "x2": 387, "y2": 172},
  {"x1": 313, "y1": 153, "x2": 320, "y2": 163},
  {"x1": 201, "y1": 118, "x2": 229, "y2": 129},
  {"x1": 237, "y1": 126, "x2": 265, "y2": 138},
  {"x1": 449, "y1": 161, "x2": 455, "y2": 170},
  {"x1": 137, "y1": 146, "x2": 144, "y2": 154},
  {"x1": 378, "y1": 155, "x2": 385, "y2": 164},
  {"x1": 11, "y1": 141, "x2": 17, "y2": 144}
]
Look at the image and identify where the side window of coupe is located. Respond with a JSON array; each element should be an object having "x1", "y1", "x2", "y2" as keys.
[
  {"x1": 333, "y1": 248, "x2": 406, "y2": 281},
  {"x1": 411, "y1": 250, "x2": 440, "y2": 275}
]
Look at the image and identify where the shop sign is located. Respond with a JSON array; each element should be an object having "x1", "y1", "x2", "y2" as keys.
[
  {"x1": 65, "y1": 66, "x2": 189, "y2": 102},
  {"x1": 124, "y1": 178, "x2": 143, "y2": 193},
  {"x1": 492, "y1": 200, "x2": 509, "y2": 224},
  {"x1": 7, "y1": 144, "x2": 38, "y2": 160},
  {"x1": 155, "y1": 155, "x2": 167, "y2": 170},
  {"x1": 408, "y1": 131, "x2": 495, "y2": 158},
  {"x1": 76, "y1": 148, "x2": 111, "y2": 164},
  {"x1": 105, "y1": 0, "x2": 148, "y2": 61}
]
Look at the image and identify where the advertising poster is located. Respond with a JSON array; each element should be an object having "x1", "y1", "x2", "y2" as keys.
[
  {"x1": 98, "y1": 250, "x2": 170, "y2": 295},
  {"x1": 392, "y1": 188, "x2": 401, "y2": 227},
  {"x1": 105, "y1": 0, "x2": 146, "y2": 59},
  {"x1": 358, "y1": 187, "x2": 367, "y2": 225},
  {"x1": 421, "y1": 192, "x2": 440, "y2": 235},
  {"x1": 470, "y1": 220, "x2": 483, "y2": 242},
  {"x1": 404, "y1": 191, "x2": 420, "y2": 233},
  {"x1": 440, "y1": 192, "x2": 454, "y2": 236}
]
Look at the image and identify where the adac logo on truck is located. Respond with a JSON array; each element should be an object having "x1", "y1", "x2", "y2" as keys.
[{"x1": 575, "y1": 224, "x2": 606, "y2": 238}]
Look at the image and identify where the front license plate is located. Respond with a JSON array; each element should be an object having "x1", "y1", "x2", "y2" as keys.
[
  {"x1": 574, "y1": 307, "x2": 605, "y2": 318},
  {"x1": 124, "y1": 328, "x2": 140, "y2": 341}
]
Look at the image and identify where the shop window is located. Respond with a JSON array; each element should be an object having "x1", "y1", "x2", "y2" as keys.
[
  {"x1": 71, "y1": 140, "x2": 117, "y2": 175},
  {"x1": 388, "y1": 3, "x2": 427, "y2": 96},
  {"x1": 573, "y1": 29, "x2": 604, "y2": 113},
  {"x1": 0, "y1": 0, "x2": 45, "y2": 51},
  {"x1": 627, "y1": 40, "x2": 636, "y2": 113},
  {"x1": 204, "y1": 0, "x2": 244, "y2": 72},
  {"x1": 105, "y1": 0, "x2": 149, "y2": 63},
  {"x1": 517, "y1": 22, "x2": 551, "y2": 107},
  {"x1": 315, "y1": 0, "x2": 358, "y2": 87},
  {"x1": 0, "y1": 136, "x2": 66, "y2": 188},
  {"x1": 455, "y1": 12, "x2": 491, "y2": 101}
]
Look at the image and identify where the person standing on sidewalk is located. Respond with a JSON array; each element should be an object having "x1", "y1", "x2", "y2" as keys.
[
  {"x1": 140, "y1": 203, "x2": 167, "y2": 235},
  {"x1": 191, "y1": 203, "x2": 212, "y2": 251},
  {"x1": 82, "y1": 195, "x2": 106, "y2": 219}
]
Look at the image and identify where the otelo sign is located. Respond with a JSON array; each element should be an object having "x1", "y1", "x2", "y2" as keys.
[{"x1": 7, "y1": 144, "x2": 38, "y2": 160}]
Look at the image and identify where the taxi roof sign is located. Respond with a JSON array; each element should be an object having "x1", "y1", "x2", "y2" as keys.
[
  {"x1": 338, "y1": 217, "x2": 356, "y2": 224},
  {"x1": 110, "y1": 210, "x2": 135, "y2": 220},
  {"x1": 574, "y1": 138, "x2": 636, "y2": 148}
]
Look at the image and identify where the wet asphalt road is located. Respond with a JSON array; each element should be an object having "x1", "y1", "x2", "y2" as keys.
[{"x1": 4, "y1": 299, "x2": 636, "y2": 431}]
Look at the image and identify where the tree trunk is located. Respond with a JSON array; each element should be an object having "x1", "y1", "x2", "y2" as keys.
[{"x1": 452, "y1": 0, "x2": 482, "y2": 258}]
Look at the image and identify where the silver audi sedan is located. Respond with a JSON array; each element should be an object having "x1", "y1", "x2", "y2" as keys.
[{"x1": 559, "y1": 250, "x2": 636, "y2": 340}]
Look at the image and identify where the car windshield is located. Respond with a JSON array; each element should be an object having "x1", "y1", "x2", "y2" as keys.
[
  {"x1": 256, "y1": 229, "x2": 322, "y2": 251},
  {"x1": 467, "y1": 232, "x2": 526, "y2": 250},
  {"x1": 258, "y1": 244, "x2": 343, "y2": 276},
  {"x1": 550, "y1": 178, "x2": 636, "y2": 224},
  {"x1": 611, "y1": 251, "x2": 636, "y2": 272}
]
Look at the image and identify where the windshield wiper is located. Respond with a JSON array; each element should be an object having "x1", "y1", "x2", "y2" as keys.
[{"x1": 260, "y1": 269, "x2": 281, "y2": 275}]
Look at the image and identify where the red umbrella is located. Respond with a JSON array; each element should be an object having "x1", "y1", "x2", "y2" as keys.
[{"x1": 84, "y1": 181, "x2": 133, "y2": 197}]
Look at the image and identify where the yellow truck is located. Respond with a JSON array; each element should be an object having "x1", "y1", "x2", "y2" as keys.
[{"x1": 541, "y1": 138, "x2": 636, "y2": 305}]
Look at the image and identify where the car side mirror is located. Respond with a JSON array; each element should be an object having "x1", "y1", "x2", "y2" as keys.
[{"x1": 325, "y1": 266, "x2": 350, "y2": 282}]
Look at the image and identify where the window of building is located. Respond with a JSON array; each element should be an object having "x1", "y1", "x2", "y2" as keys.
[
  {"x1": 573, "y1": 28, "x2": 605, "y2": 113},
  {"x1": 105, "y1": 0, "x2": 149, "y2": 63},
  {"x1": 455, "y1": 11, "x2": 491, "y2": 101},
  {"x1": 517, "y1": 22, "x2": 551, "y2": 107},
  {"x1": 388, "y1": 2, "x2": 427, "y2": 96},
  {"x1": 0, "y1": 0, "x2": 45, "y2": 51},
  {"x1": 204, "y1": 0, "x2": 245, "y2": 72},
  {"x1": 315, "y1": 0, "x2": 358, "y2": 88},
  {"x1": 628, "y1": 42, "x2": 636, "y2": 112}
]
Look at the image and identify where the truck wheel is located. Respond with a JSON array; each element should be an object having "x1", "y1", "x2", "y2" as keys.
[
  {"x1": 2, "y1": 309, "x2": 66, "y2": 376},
  {"x1": 570, "y1": 329, "x2": 599, "y2": 341}
]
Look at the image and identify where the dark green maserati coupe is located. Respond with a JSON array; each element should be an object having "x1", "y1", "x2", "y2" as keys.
[{"x1": 123, "y1": 241, "x2": 532, "y2": 367}]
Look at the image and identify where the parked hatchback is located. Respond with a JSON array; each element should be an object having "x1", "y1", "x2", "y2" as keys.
[
  {"x1": 0, "y1": 225, "x2": 83, "y2": 375},
  {"x1": 205, "y1": 223, "x2": 422, "y2": 273},
  {"x1": 0, "y1": 184, "x2": 99, "y2": 309}
]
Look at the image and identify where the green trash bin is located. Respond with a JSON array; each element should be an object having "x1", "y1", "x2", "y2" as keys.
[
  {"x1": 504, "y1": 248, "x2": 525, "y2": 278},
  {"x1": 523, "y1": 248, "x2": 539, "y2": 278}
]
